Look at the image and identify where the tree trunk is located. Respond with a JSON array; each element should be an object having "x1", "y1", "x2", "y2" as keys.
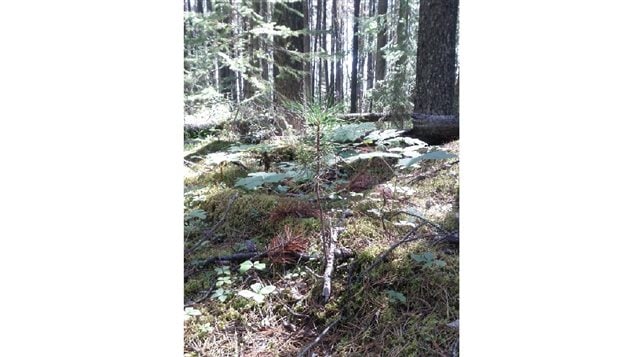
[
  {"x1": 243, "y1": 0, "x2": 257, "y2": 99},
  {"x1": 321, "y1": 0, "x2": 328, "y2": 103},
  {"x1": 411, "y1": 0, "x2": 459, "y2": 144},
  {"x1": 231, "y1": 0, "x2": 242, "y2": 103},
  {"x1": 334, "y1": 0, "x2": 343, "y2": 102},
  {"x1": 350, "y1": 0, "x2": 361, "y2": 113},
  {"x1": 303, "y1": 0, "x2": 312, "y2": 103},
  {"x1": 408, "y1": 113, "x2": 458, "y2": 144},
  {"x1": 366, "y1": 0, "x2": 375, "y2": 112},
  {"x1": 375, "y1": 0, "x2": 388, "y2": 83},
  {"x1": 218, "y1": 2, "x2": 234, "y2": 98},
  {"x1": 390, "y1": 0, "x2": 410, "y2": 128},
  {"x1": 274, "y1": 0, "x2": 305, "y2": 102},
  {"x1": 315, "y1": 0, "x2": 323, "y2": 102}
]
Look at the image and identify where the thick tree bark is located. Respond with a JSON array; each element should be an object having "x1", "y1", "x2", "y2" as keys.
[
  {"x1": 218, "y1": 2, "x2": 234, "y2": 97},
  {"x1": 334, "y1": 0, "x2": 344, "y2": 102},
  {"x1": 274, "y1": 0, "x2": 305, "y2": 102},
  {"x1": 375, "y1": 0, "x2": 388, "y2": 83},
  {"x1": 365, "y1": 0, "x2": 375, "y2": 112},
  {"x1": 392, "y1": 0, "x2": 410, "y2": 127},
  {"x1": 409, "y1": 113, "x2": 458, "y2": 144},
  {"x1": 412, "y1": 0, "x2": 459, "y2": 143},
  {"x1": 350, "y1": 0, "x2": 361, "y2": 112},
  {"x1": 303, "y1": 0, "x2": 312, "y2": 103},
  {"x1": 315, "y1": 0, "x2": 323, "y2": 102},
  {"x1": 321, "y1": 0, "x2": 328, "y2": 102}
]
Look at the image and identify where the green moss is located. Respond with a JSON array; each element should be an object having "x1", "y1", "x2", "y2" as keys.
[
  {"x1": 276, "y1": 217, "x2": 321, "y2": 233},
  {"x1": 185, "y1": 271, "x2": 214, "y2": 299},
  {"x1": 340, "y1": 216, "x2": 385, "y2": 249},
  {"x1": 184, "y1": 140, "x2": 233, "y2": 162},
  {"x1": 441, "y1": 207, "x2": 459, "y2": 231},
  {"x1": 200, "y1": 189, "x2": 278, "y2": 239},
  {"x1": 184, "y1": 164, "x2": 249, "y2": 188}
]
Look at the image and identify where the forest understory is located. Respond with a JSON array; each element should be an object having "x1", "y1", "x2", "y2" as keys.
[{"x1": 183, "y1": 106, "x2": 459, "y2": 356}]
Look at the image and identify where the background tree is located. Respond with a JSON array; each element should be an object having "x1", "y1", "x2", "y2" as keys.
[
  {"x1": 349, "y1": 0, "x2": 361, "y2": 112},
  {"x1": 374, "y1": 0, "x2": 387, "y2": 85},
  {"x1": 273, "y1": 0, "x2": 306, "y2": 102}
]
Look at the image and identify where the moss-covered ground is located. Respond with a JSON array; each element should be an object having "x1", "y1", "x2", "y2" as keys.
[{"x1": 183, "y1": 134, "x2": 459, "y2": 356}]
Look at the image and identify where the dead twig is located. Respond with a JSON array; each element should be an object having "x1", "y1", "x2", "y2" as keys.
[
  {"x1": 321, "y1": 218, "x2": 337, "y2": 303},
  {"x1": 361, "y1": 221, "x2": 439, "y2": 278},
  {"x1": 296, "y1": 316, "x2": 342, "y2": 357},
  {"x1": 184, "y1": 250, "x2": 355, "y2": 281},
  {"x1": 383, "y1": 210, "x2": 450, "y2": 235}
]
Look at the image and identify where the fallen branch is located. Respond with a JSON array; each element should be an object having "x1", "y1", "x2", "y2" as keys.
[
  {"x1": 362, "y1": 231, "x2": 436, "y2": 277},
  {"x1": 383, "y1": 210, "x2": 450, "y2": 235},
  {"x1": 321, "y1": 218, "x2": 337, "y2": 303},
  {"x1": 337, "y1": 112, "x2": 391, "y2": 122},
  {"x1": 432, "y1": 231, "x2": 459, "y2": 246},
  {"x1": 295, "y1": 222, "x2": 453, "y2": 355},
  {"x1": 184, "y1": 250, "x2": 355, "y2": 280},
  {"x1": 296, "y1": 316, "x2": 342, "y2": 357},
  {"x1": 295, "y1": 259, "x2": 357, "y2": 355}
]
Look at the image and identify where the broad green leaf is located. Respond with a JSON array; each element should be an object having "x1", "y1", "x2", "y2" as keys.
[
  {"x1": 250, "y1": 283, "x2": 263, "y2": 292},
  {"x1": 237, "y1": 290, "x2": 265, "y2": 303},
  {"x1": 216, "y1": 276, "x2": 232, "y2": 287},
  {"x1": 259, "y1": 285, "x2": 276, "y2": 295},
  {"x1": 398, "y1": 150, "x2": 457, "y2": 168},
  {"x1": 329, "y1": 123, "x2": 376, "y2": 143},
  {"x1": 211, "y1": 288, "x2": 229, "y2": 301},
  {"x1": 411, "y1": 252, "x2": 436, "y2": 264},
  {"x1": 402, "y1": 137, "x2": 428, "y2": 146},
  {"x1": 186, "y1": 208, "x2": 207, "y2": 220},
  {"x1": 344, "y1": 151, "x2": 401, "y2": 164},
  {"x1": 184, "y1": 307, "x2": 202, "y2": 316},
  {"x1": 214, "y1": 266, "x2": 231, "y2": 275},
  {"x1": 203, "y1": 152, "x2": 243, "y2": 166},
  {"x1": 234, "y1": 171, "x2": 296, "y2": 190},
  {"x1": 364, "y1": 129, "x2": 405, "y2": 142},
  {"x1": 239, "y1": 260, "x2": 253, "y2": 273},
  {"x1": 253, "y1": 261, "x2": 266, "y2": 270},
  {"x1": 211, "y1": 288, "x2": 225, "y2": 297},
  {"x1": 386, "y1": 290, "x2": 407, "y2": 303}
]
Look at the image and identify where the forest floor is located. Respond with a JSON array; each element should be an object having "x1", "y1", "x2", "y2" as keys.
[{"x1": 183, "y1": 121, "x2": 459, "y2": 357}]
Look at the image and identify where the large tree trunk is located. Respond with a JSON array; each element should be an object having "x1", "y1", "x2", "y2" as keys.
[
  {"x1": 315, "y1": 0, "x2": 323, "y2": 102},
  {"x1": 350, "y1": 0, "x2": 361, "y2": 113},
  {"x1": 303, "y1": 0, "x2": 312, "y2": 103},
  {"x1": 321, "y1": 0, "x2": 328, "y2": 103},
  {"x1": 411, "y1": 0, "x2": 459, "y2": 144},
  {"x1": 392, "y1": 0, "x2": 410, "y2": 128},
  {"x1": 366, "y1": 0, "x2": 375, "y2": 112},
  {"x1": 333, "y1": 0, "x2": 343, "y2": 102},
  {"x1": 273, "y1": 0, "x2": 305, "y2": 102},
  {"x1": 375, "y1": 0, "x2": 388, "y2": 83}
]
